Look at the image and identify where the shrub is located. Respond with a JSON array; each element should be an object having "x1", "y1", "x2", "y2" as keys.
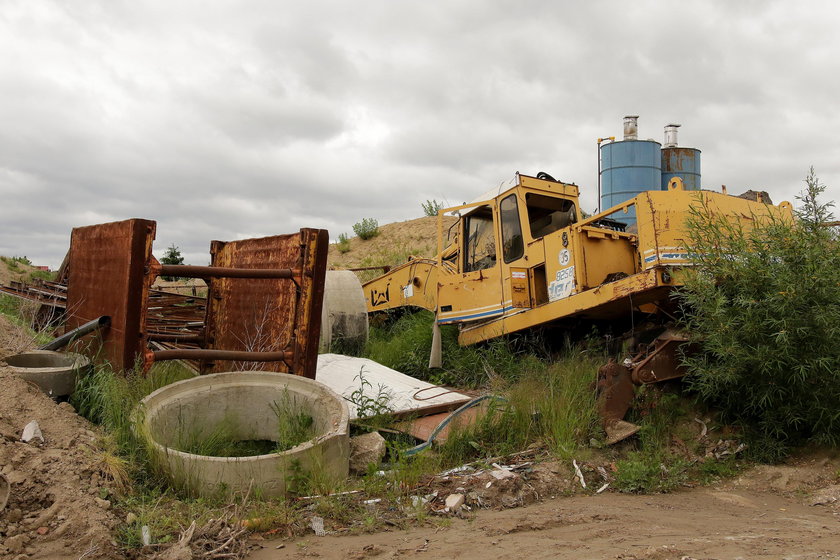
[
  {"x1": 421, "y1": 199, "x2": 444, "y2": 217},
  {"x1": 678, "y1": 167, "x2": 840, "y2": 459},
  {"x1": 353, "y1": 218, "x2": 379, "y2": 240},
  {"x1": 336, "y1": 233, "x2": 351, "y2": 254}
]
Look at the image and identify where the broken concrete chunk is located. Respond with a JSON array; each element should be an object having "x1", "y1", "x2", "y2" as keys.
[
  {"x1": 349, "y1": 431, "x2": 386, "y2": 474},
  {"x1": 445, "y1": 493, "x2": 465, "y2": 510},
  {"x1": 21, "y1": 421, "x2": 43, "y2": 443}
]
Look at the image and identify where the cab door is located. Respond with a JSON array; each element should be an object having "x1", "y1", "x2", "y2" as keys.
[{"x1": 436, "y1": 203, "x2": 504, "y2": 325}]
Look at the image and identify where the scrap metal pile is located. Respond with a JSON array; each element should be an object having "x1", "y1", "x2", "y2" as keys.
[{"x1": 2, "y1": 218, "x2": 328, "y2": 378}]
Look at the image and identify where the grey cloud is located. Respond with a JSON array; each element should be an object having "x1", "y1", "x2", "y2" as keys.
[{"x1": 1, "y1": 1, "x2": 840, "y2": 269}]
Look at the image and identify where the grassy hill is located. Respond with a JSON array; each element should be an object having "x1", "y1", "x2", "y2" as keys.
[
  {"x1": 0, "y1": 256, "x2": 53, "y2": 285},
  {"x1": 327, "y1": 215, "x2": 458, "y2": 281}
]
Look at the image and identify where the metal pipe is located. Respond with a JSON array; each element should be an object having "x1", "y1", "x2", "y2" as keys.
[
  {"x1": 151, "y1": 349, "x2": 294, "y2": 362},
  {"x1": 664, "y1": 123, "x2": 680, "y2": 148},
  {"x1": 158, "y1": 265, "x2": 300, "y2": 280},
  {"x1": 623, "y1": 115, "x2": 639, "y2": 140},
  {"x1": 39, "y1": 315, "x2": 111, "y2": 351},
  {"x1": 147, "y1": 333, "x2": 205, "y2": 343}
]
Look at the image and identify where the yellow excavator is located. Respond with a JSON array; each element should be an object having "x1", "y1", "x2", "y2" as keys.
[{"x1": 361, "y1": 169, "x2": 792, "y2": 443}]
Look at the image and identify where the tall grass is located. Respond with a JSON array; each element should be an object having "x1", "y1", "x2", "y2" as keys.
[
  {"x1": 440, "y1": 351, "x2": 601, "y2": 463},
  {"x1": 72, "y1": 360, "x2": 196, "y2": 466},
  {"x1": 366, "y1": 309, "x2": 545, "y2": 387}
]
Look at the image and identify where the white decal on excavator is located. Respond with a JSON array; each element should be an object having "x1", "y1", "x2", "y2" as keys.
[{"x1": 548, "y1": 265, "x2": 575, "y2": 301}]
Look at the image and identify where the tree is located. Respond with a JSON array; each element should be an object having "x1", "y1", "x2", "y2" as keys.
[
  {"x1": 161, "y1": 244, "x2": 185, "y2": 281},
  {"x1": 678, "y1": 167, "x2": 840, "y2": 460}
]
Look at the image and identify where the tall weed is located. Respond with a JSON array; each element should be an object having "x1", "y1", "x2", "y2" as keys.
[{"x1": 678, "y1": 168, "x2": 840, "y2": 459}]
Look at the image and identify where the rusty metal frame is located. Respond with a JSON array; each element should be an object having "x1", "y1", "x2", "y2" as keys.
[
  {"x1": 65, "y1": 219, "x2": 157, "y2": 371},
  {"x1": 187, "y1": 228, "x2": 328, "y2": 378}
]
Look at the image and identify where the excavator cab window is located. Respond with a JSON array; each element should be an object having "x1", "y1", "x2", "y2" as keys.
[
  {"x1": 463, "y1": 205, "x2": 496, "y2": 272},
  {"x1": 500, "y1": 194, "x2": 524, "y2": 263},
  {"x1": 526, "y1": 193, "x2": 577, "y2": 238}
]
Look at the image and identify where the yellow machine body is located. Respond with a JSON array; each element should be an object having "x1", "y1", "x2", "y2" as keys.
[{"x1": 363, "y1": 173, "x2": 793, "y2": 346}]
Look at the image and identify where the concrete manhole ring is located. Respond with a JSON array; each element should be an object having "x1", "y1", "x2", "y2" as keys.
[
  {"x1": 136, "y1": 371, "x2": 350, "y2": 498},
  {"x1": 3, "y1": 350, "x2": 91, "y2": 398}
]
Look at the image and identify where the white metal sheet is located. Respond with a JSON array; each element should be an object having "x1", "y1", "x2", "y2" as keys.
[{"x1": 316, "y1": 354, "x2": 470, "y2": 421}]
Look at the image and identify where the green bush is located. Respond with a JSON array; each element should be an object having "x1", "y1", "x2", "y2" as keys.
[
  {"x1": 421, "y1": 200, "x2": 444, "y2": 217},
  {"x1": 336, "y1": 233, "x2": 351, "y2": 254},
  {"x1": 353, "y1": 218, "x2": 379, "y2": 240},
  {"x1": 678, "y1": 167, "x2": 840, "y2": 459}
]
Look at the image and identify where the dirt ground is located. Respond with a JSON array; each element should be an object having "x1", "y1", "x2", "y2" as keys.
[
  {"x1": 1, "y1": 311, "x2": 840, "y2": 560},
  {"x1": 250, "y1": 457, "x2": 840, "y2": 559},
  {"x1": 0, "y1": 314, "x2": 121, "y2": 560}
]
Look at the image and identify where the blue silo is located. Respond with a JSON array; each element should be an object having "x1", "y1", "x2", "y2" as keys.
[
  {"x1": 599, "y1": 117, "x2": 661, "y2": 224},
  {"x1": 660, "y1": 125, "x2": 701, "y2": 190}
]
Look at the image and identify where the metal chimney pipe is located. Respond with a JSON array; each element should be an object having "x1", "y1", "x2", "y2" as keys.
[
  {"x1": 664, "y1": 123, "x2": 681, "y2": 148},
  {"x1": 623, "y1": 115, "x2": 639, "y2": 140}
]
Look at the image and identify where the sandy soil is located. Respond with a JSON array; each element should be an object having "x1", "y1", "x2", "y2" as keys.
[
  {"x1": 250, "y1": 461, "x2": 840, "y2": 560},
  {"x1": 0, "y1": 314, "x2": 121, "y2": 560}
]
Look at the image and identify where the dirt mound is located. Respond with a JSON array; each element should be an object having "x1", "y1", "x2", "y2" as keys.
[
  {"x1": 0, "y1": 315, "x2": 121, "y2": 559},
  {"x1": 327, "y1": 216, "x2": 458, "y2": 271}
]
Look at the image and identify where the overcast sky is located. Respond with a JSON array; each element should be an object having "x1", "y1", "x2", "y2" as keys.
[{"x1": 2, "y1": 1, "x2": 839, "y2": 268}]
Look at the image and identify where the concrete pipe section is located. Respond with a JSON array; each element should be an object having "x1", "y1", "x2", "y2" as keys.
[
  {"x1": 137, "y1": 371, "x2": 350, "y2": 498},
  {"x1": 319, "y1": 270, "x2": 369, "y2": 355},
  {"x1": 3, "y1": 350, "x2": 91, "y2": 398}
]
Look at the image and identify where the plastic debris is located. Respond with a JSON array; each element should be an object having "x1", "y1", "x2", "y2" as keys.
[
  {"x1": 573, "y1": 459, "x2": 587, "y2": 489},
  {"x1": 141, "y1": 525, "x2": 151, "y2": 546},
  {"x1": 21, "y1": 420, "x2": 44, "y2": 443}
]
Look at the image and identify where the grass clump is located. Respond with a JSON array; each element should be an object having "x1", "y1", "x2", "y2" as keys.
[
  {"x1": 336, "y1": 233, "x2": 351, "y2": 254},
  {"x1": 271, "y1": 398, "x2": 315, "y2": 452},
  {"x1": 678, "y1": 167, "x2": 840, "y2": 461},
  {"x1": 167, "y1": 392, "x2": 315, "y2": 457}
]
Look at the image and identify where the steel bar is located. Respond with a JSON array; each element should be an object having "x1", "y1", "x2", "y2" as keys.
[
  {"x1": 158, "y1": 265, "x2": 300, "y2": 280},
  {"x1": 152, "y1": 349, "x2": 293, "y2": 362}
]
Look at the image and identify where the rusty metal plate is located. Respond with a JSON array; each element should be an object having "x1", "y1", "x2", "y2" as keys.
[
  {"x1": 202, "y1": 228, "x2": 328, "y2": 378},
  {"x1": 65, "y1": 219, "x2": 156, "y2": 371}
]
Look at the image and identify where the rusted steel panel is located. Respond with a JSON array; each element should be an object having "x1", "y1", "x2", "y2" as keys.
[
  {"x1": 202, "y1": 228, "x2": 328, "y2": 378},
  {"x1": 65, "y1": 219, "x2": 156, "y2": 371}
]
